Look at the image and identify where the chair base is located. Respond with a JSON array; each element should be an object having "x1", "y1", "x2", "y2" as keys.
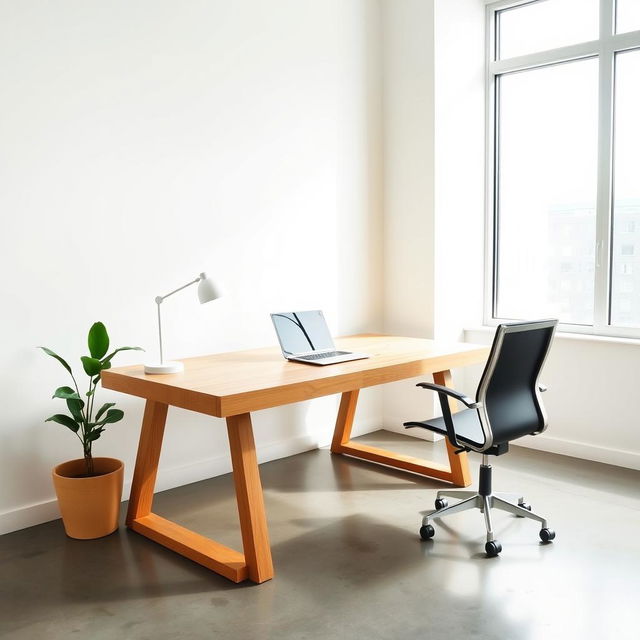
[{"x1": 420, "y1": 460, "x2": 554, "y2": 556}]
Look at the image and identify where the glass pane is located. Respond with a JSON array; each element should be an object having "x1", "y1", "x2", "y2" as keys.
[
  {"x1": 498, "y1": 0, "x2": 599, "y2": 60},
  {"x1": 610, "y1": 49, "x2": 640, "y2": 327},
  {"x1": 495, "y1": 58, "x2": 599, "y2": 324},
  {"x1": 617, "y1": 0, "x2": 640, "y2": 33}
]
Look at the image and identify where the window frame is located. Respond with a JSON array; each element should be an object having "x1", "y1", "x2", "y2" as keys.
[{"x1": 484, "y1": 0, "x2": 640, "y2": 338}]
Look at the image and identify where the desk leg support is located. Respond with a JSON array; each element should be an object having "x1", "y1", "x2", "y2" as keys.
[
  {"x1": 126, "y1": 400, "x2": 168, "y2": 525},
  {"x1": 227, "y1": 413, "x2": 274, "y2": 584},
  {"x1": 331, "y1": 389, "x2": 359, "y2": 451},
  {"x1": 330, "y1": 373, "x2": 472, "y2": 487},
  {"x1": 125, "y1": 401, "x2": 271, "y2": 584}
]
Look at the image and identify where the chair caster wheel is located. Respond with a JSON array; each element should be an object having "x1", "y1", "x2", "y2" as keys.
[
  {"x1": 516, "y1": 502, "x2": 531, "y2": 517},
  {"x1": 434, "y1": 498, "x2": 449, "y2": 510},
  {"x1": 539, "y1": 528, "x2": 555, "y2": 543},
  {"x1": 420, "y1": 524, "x2": 435, "y2": 540},
  {"x1": 485, "y1": 541, "x2": 502, "y2": 557}
]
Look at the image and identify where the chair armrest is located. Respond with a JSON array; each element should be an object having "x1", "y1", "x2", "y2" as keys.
[
  {"x1": 416, "y1": 382, "x2": 482, "y2": 409},
  {"x1": 538, "y1": 383, "x2": 547, "y2": 393}
]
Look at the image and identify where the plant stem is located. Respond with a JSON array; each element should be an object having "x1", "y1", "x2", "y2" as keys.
[
  {"x1": 87, "y1": 382, "x2": 93, "y2": 423},
  {"x1": 69, "y1": 371, "x2": 82, "y2": 404},
  {"x1": 84, "y1": 451, "x2": 94, "y2": 476},
  {"x1": 84, "y1": 377, "x2": 93, "y2": 466}
]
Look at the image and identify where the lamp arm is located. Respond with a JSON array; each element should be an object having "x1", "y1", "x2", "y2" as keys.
[
  {"x1": 156, "y1": 277, "x2": 201, "y2": 303},
  {"x1": 157, "y1": 301, "x2": 164, "y2": 364},
  {"x1": 154, "y1": 276, "x2": 202, "y2": 364}
]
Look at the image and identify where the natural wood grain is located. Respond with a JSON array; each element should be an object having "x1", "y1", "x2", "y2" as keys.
[
  {"x1": 226, "y1": 413, "x2": 274, "y2": 583},
  {"x1": 433, "y1": 370, "x2": 472, "y2": 487},
  {"x1": 336, "y1": 442, "x2": 454, "y2": 482},
  {"x1": 330, "y1": 390, "x2": 359, "y2": 452},
  {"x1": 130, "y1": 513, "x2": 248, "y2": 583},
  {"x1": 329, "y1": 375, "x2": 471, "y2": 486},
  {"x1": 126, "y1": 400, "x2": 168, "y2": 525},
  {"x1": 102, "y1": 335, "x2": 489, "y2": 418},
  {"x1": 110, "y1": 335, "x2": 487, "y2": 584}
]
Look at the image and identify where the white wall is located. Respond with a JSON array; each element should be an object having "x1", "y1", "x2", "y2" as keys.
[
  {"x1": 0, "y1": 0, "x2": 384, "y2": 534},
  {"x1": 381, "y1": 0, "x2": 485, "y2": 435},
  {"x1": 3, "y1": 0, "x2": 638, "y2": 537}
]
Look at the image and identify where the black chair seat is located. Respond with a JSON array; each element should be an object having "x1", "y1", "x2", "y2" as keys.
[{"x1": 404, "y1": 409, "x2": 485, "y2": 449}]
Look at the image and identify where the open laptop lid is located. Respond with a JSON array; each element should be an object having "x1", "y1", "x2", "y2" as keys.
[{"x1": 271, "y1": 310, "x2": 336, "y2": 356}]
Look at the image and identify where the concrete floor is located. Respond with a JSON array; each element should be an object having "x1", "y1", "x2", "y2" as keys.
[{"x1": 1, "y1": 430, "x2": 639, "y2": 640}]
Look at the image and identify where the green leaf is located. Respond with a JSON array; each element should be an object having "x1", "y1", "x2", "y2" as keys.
[
  {"x1": 92, "y1": 375, "x2": 101, "y2": 385},
  {"x1": 39, "y1": 347, "x2": 73, "y2": 376},
  {"x1": 86, "y1": 389, "x2": 95, "y2": 397},
  {"x1": 96, "y1": 408, "x2": 124, "y2": 425},
  {"x1": 87, "y1": 427, "x2": 105, "y2": 442},
  {"x1": 66, "y1": 397, "x2": 85, "y2": 423},
  {"x1": 45, "y1": 414, "x2": 80, "y2": 433},
  {"x1": 52, "y1": 386, "x2": 81, "y2": 400},
  {"x1": 88, "y1": 322, "x2": 109, "y2": 360},
  {"x1": 95, "y1": 402, "x2": 115, "y2": 421},
  {"x1": 101, "y1": 346, "x2": 144, "y2": 365},
  {"x1": 101, "y1": 360, "x2": 111, "y2": 370},
  {"x1": 81, "y1": 356, "x2": 102, "y2": 377}
]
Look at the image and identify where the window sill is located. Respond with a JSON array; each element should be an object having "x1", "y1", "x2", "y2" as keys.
[{"x1": 464, "y1": 325, "x2": 640, "y2": 347}]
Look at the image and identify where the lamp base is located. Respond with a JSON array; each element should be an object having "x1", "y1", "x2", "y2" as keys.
[{"x1": 144, "y1": 361, "x2": 184, "y2": 374}]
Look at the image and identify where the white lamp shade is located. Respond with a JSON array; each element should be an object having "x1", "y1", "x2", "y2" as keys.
[{"x1": 197, "y1": 272, "x2": 222, "y2": 304}]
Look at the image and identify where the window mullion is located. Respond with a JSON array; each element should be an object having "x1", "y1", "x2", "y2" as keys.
[
  {"x1": 484, "y1": 5, "x2": 498, "y2": 324},
  {"x1": 593, "y1": 0, "x2": 616, "y2": 329}
]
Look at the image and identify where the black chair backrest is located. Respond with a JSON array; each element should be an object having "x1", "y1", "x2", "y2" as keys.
[{"x1": 476, "y1": 320, "x2": 557, "y2": 446}]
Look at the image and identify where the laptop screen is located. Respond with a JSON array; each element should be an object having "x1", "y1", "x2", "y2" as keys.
[{"x1": 271, "y1": 310, "x2": 335, "y2": 354}]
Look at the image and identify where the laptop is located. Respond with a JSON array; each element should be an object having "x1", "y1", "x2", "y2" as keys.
[{"x1": 271, "y1": 310, "x2": 369, "y2": 365}]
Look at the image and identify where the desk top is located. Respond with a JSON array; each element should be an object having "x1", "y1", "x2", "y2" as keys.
[{"x1": 101, "y1": 334, "x2": 489, "y2": 418}]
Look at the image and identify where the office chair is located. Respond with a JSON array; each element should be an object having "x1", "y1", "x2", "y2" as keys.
[{"x1": 404, "y1": 319, "x2": 558, "y2": 557}]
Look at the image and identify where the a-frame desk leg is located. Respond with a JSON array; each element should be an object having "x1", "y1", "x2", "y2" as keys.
[
  {"x1": 126, "y1": 400, "x2": 168, "y2": 525},
  {"x1": 330, "y1": 371, "x2": 472, "y2": 487},
  {"x1": 126, "y1": 400, "x2": 273, "y2": 583},
  {"x1": 226, "y1": 413, "x2": 273, "y2": 583}
]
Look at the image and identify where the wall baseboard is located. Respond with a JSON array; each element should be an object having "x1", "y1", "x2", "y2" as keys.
[
  {"x1": 390, "y1": 424, "x2": 640, "y2": 472},
  {"x1": 6, "y1": 421, "x2": 633, "y2": 536},
  {"x1": 0, "y1": 419, "x2": 382, "y2": 537},
  {"x1": 0, "y1": 434, "x2": 319, "y2": 536},
  {"x1": 513, "y1": 433, "x2": 640, "y2": 471}
]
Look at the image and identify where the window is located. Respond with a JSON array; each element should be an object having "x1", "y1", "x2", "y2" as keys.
[
  {"x1": 616, "y1": 0, "x2": 640, "y2": 33},
  {"x1": 497, "y1": 0, "x2": 599, "y2": 59},
  {"x1": 620, "y1": 281, "x2": 634, "y2": 293},
  {"x1": 487, "y1": 0, "x2": 640, "y2": 338}
]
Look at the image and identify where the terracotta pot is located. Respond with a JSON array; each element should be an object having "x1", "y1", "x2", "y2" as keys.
[{"x1": 52, "y1": 457, "x2": 124, "y2": 539}]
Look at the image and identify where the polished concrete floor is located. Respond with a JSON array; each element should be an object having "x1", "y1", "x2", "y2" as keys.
[{"x1": 1, "y1": 430, "x2": 639, "y2": 640}]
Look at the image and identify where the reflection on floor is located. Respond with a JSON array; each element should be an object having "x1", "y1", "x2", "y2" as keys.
[{"x1": 1, "y1": 430, "x2": 639, "y2": 640}]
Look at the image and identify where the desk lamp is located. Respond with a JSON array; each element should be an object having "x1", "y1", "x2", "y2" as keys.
[{"x1": 144, "y1": 272, "x2": 222, "y2": 374}]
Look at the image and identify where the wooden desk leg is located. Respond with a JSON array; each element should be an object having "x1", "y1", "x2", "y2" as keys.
[
  {"x1": 125, "y1": 401, "x2": 253, "y2": 584},
  {"x1": 126, "y1": 400, "x2": 169, "y2": 525},
  {"x1": 330, "y1": 389, "x2": 359, "y2": 452},
  {"x1": 433, "y1": 370, "x2": 472, "y2": 487},
  {"x1": 226, "y1": 413, "x2": 274, "y2": 584},
  {"x1": 330, "y1": 375, "x2": 472, "y2": 487}
]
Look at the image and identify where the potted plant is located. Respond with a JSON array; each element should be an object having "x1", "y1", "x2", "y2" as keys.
[{"x1": 40, "y1": 322, "x2": 143, "y2": 539}]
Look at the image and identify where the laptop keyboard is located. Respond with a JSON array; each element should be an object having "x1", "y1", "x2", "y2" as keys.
[{"x1": 297, "y1": 351, "x2": 349, "y2": 361}]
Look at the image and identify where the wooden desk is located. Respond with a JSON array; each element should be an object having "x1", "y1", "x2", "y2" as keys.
[{"x1": 102, "y1": 334, "x2": 488, "y2": 584}]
